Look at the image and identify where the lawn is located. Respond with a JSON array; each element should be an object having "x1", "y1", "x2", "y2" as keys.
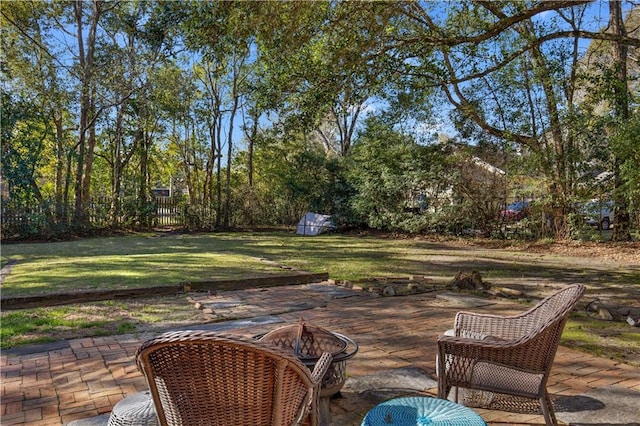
[
  {"x1": 2, "y1": 231, "x2": 639, "y2": 365},
  {"x1": 2, "y1": 231, "x2": 439, "y2": 296}
]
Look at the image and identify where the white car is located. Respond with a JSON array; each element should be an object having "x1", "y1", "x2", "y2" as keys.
[{"x1": 582, "y1": 200, "x2": 614, "y2": 230}]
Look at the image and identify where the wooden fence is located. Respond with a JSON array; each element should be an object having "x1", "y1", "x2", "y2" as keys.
[
  {"x1": 153, "y1": 197, "x2": 186, "y2": 226},
  {"x1": 1, "y1": 196, "x2": 191, "y2": 233}
]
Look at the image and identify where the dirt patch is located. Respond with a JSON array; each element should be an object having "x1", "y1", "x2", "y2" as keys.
[
  {"x1": 522, "y1": 240, "x2": 640, "y2": 264},
  {"x1": 437, "y1": 237, "x2": 640, "y2": 264}
]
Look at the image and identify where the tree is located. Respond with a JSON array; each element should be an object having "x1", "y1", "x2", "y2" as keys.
[
  {"x1": 1, "y1": 2, "x2": 75, "y2": 228},
  {"x1": 440, "y1": 2, "x2": 593, "y2": 238},
  {"x1": 576, "y1": 3, "x2": 639, "y2": 240},
  {"x1": 607, "y1": 1, "x2": 634, "y2": 241},
  {"x1": 345, "y1": 117, "x2": 449, "y2": 232},
  {"x1": 380, "y1": 0, "x2": 640, "y2": 238},
  {"x1": 3, "y1": 0, "x2": 638, "y2": 240},
  {"x1": 610, "y1": 113, "x2": 640, "y2": 218},
  {"x1": 241, "y1": 126, "x2": 335, "y2": 225},
  {"x1": 1, "y1": 92, "x2": 56, "y2": 234},
  {"x1": 174, "y1": 2, "x2": 259, "y2": 228},
  {"x1": 71, "y1": 0, "x2": 104, "y2": 227},
  {"x1": 96, "y1": 1, "x2": 156, "y2": 225},
  {"x1": 3, "y1": 1, "x2": 172, "y2": 231},
  {"x1": 255, "y1": 1, "x2": 404, "y2": 157}
]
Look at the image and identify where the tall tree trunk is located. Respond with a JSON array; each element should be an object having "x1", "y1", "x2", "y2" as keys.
[
  {"x1": 204, "y1": 122, "x2": 215, "y2": 207},
  {"x1": 63, "y1": 150, "x2": 73, "y2": 226},
  {"x1": 53, "y1": 113, "x2": 65, "y2": 224},
  {"x1": 223, "y1": 93, "x2": 239, "y2": 228},
  {"x1": 108, "y1": 108, "x2": 124, "y2": 226},
  {"x1": 204, "y1": 105, "x2": 220, "y2": 210},
  {"x1": 72, "y1": 0, "x2": 101, "y2": 227},
  {"x1": 82, "y1": 101, "x2": 96, "y2": 207},
  {"x1": 182, "y1": 120, "x2": 195, "y2": 205},
  {"x1": 109, "y1": 162, "x2": 122, "y2": 226},
  {"x1": 136, "y1": 128, "x2": 151, "y2": 227},
  {"x1": 247, "y1": 112, "x2": 258, "y2": 187},
  {"x1": 215, "y1": 113, "x2": 223, "y2": 228},
  {"x1": 523, "y1": 22, "x2": 570, "y2": 239},
  {"x1": 609, "y1": 0, "x2": 632, "y2": 242}
]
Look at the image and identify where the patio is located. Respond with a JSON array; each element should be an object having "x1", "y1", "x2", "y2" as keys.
[{"x1": 2, "y1": 281, "x2": 639, "y2": 425}]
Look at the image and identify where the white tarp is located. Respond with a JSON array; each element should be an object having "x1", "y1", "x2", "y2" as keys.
[{"x1": 296, "y1": 212, "x2": 335, "y2": 236}]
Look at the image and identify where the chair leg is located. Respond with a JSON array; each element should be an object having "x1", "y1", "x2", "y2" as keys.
[
  {"x1": 436, "y1": 352, "x2": 452, "y2": 401},
  {"x1": 437, "y1": 382, "x2": 452, "y2": 401},
  {"x1": 318, "y1": 396, "x2": 331, "y2": 426},
  {"x1": 539, "y1": 392, "x2": 557, "y2": 426}
]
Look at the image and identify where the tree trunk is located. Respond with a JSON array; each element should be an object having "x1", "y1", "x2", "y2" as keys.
[
  {"x1": 248, "y1": 112, "x2": 258, "y2": 187},
  {"x1": 609, "y1": 0, "x2": 632, "y2": 242},
  {"x1": 81, "y1": 103, "x2": 96, "y2": 211},
  {"x1": 72, "y1": 0, "x2": 101, "y2": 228},
  {"x1": 223, "y1": 93, "x2": 239, "y2": 228},
  {"x1": 108, "y1": 108, "x2": 124, "y2": 226},
  {"x1": 63, "y1": 150, "x2": 73, "y2": 226},
  {"x1": 523, "y1": 22, "x2": 570, "y2": 239},
  {"x1": 53, "y1": 113, "x2": 65, "y2": 224},
  {"x1": 215, "y1": 113, "x2": 223, "y2": 229},
  {"x1": 136, "y1": 128, "x2": 151, "y2": 227}
]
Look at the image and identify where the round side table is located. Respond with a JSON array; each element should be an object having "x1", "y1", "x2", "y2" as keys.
[
  {"x1": 361, "y1": 396, "x2": 486, "y2": 426},
  {"x1": 107, "y1": 391, "x2": 158, "y2": 426}
]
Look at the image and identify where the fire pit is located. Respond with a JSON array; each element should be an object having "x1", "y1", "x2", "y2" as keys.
[{"x1": 255, "y1": 321, "x2": 358, "y2": 397}]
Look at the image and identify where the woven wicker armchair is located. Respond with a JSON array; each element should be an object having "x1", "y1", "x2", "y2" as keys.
[
  {"x1": 437, "y1": 284, "x2": 585, "y2": 426},
  {"x1": 136, "y1": 330, "x2": 332, "y2": 426}
]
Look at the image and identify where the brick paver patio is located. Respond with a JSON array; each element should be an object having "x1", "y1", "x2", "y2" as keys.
[{"x1": 2, "y1": 283, "x2": 639, "y2": 425}]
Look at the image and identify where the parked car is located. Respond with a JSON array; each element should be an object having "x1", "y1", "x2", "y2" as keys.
[
  {"x1": 581, "y1": 200, "x2": 614, "y2": 230},
  {"x1": 499, "y1": 200, "x2": 531, "y2": 221}
]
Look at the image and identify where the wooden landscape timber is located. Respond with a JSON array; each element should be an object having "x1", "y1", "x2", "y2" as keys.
[{"x1": 0, "y1": 272, "x2": 329, "y2": 310}]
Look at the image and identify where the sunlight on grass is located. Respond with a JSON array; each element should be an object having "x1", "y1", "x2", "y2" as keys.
[
  {"x1": 562, "y1": 315, "x2": 640, "y2": 363},
  {"x1": 2, "y1": 232, "x2": 639, "y2": 360},
  {"x1": 0, "y1": 296, "x2": 195, "y2": 349},
  {"x1": 3, "y1": 232, "x2": 639, "y2": 296},
  {"x1": 0, "y1": 308, "x2": 110, "y2": 348},
  {"x1": 117, "y1": 323, "x2": 136, "y2": 334},
  {"x1": 1, "y1": 249, "x2": 288, "y2": 296},
  {"x1": 621, "y1": 332, "x2": 640, "y2": 343}
]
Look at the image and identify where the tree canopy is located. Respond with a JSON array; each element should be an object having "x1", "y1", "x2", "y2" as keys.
[{"x1": 2, "y1": 0, "x2": 638, "y2": 240}]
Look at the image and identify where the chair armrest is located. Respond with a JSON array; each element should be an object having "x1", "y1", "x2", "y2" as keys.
[
  {"x1": 438, "y1": 334, "x2": 514, "y2": 348},
  {"x1": 438, "y1": 334, "x2": 518, "y2": 367},
  {"x1": 311, "y1": 352, "x2": 333, "y2": 384},
  {"x1": 437, "y1": 334, "x2": 544, "y2": 373},
  {"x1": 454, "y1": 311, "x2": 529, "y2": 341}
]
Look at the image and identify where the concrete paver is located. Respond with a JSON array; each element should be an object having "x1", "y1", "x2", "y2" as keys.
[{"x1": 2, "y1": 282, "x2": 639, "y2": 425}]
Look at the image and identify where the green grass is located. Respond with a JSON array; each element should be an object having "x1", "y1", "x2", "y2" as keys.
[
  {"x1": 1, "y1": 233, "x2": 303, "y2": 296},
  {"x1": 6, "y1": 231, "x2": 634, "y2": 296},
  {"x1": 1, "y1": 231, "x2": 639, "y2": 361},
  {"x1": 0, "y1": 295, "x2": 196, "y2": 347},
  {"x1": 0, "y1": 232, "x2": 467, "y2": 296},
  {"x1": 562, "y1": 313, "x2": 640, "y2": 364},
  {"x1": 0, "y1": 307, "x2": 110, "y2": 346}
]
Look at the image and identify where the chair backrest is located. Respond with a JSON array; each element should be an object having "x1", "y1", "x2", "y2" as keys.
[
  {"x1": 518, "y1": 284, "x2": 586, "y2": 370},
  {"x1": 136, "y1": 330, "x2": 317, "y2": 426},
  {"x1": 522, "y1": 284, "x2": 585, "y2": 330}
]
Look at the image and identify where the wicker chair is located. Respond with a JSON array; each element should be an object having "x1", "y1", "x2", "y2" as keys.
[
  {"x1": 437, "y1": 284, "x2": 585, "y2": 426},
  {"x1": 136, "y1": 330, "x2": 332, "y2": 426}
]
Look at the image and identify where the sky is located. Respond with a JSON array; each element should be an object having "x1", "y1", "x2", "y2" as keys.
[{"x1": 9, "y1": 1, "x2": 636, "y2": 154}]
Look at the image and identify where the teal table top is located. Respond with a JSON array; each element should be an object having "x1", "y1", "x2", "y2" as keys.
[{"x1": 361, "y1": 396, "x2": 486, "y2": 426}]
